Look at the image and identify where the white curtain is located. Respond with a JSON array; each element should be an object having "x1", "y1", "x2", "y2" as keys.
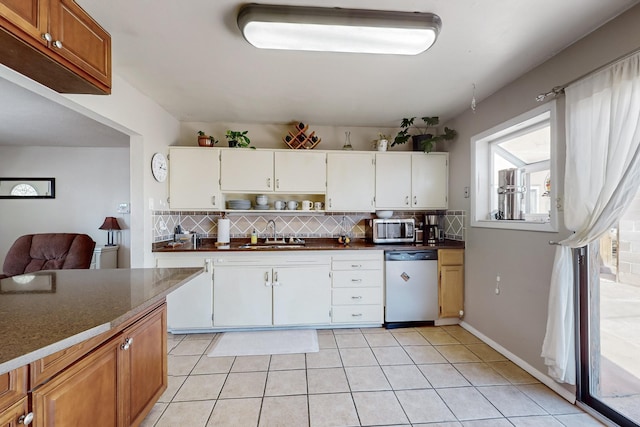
[{"x1": 541, "y1": 52, "x2": 640, "y2": 384}]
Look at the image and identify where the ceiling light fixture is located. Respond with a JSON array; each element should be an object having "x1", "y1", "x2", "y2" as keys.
[{"x1": 237, "y1": 4, "x2": 442, "y2": 55}]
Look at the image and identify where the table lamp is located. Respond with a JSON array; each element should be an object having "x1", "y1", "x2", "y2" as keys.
[{"x1": 99, "y1": 217, "x2": 121, "y2": 246}]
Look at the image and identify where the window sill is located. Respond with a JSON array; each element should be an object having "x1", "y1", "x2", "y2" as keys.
[{"x1": 471, "y1": 219, "x2": 557, "y2": 232}]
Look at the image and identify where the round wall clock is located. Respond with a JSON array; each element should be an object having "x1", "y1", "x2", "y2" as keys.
[{"x1": 151, "y1": 152, "x2": 168, "y2": 182}]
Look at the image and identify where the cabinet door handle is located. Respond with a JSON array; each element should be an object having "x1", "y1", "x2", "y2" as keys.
[
  {"x1": 121, "y1": 337, "x2": 133, "y2": 351},
  {"x1": 351, "y1": 296, "x2": 363, "y2": 300},
  {"x1": 351, "y1": 278, "x2": 362, "y2": 282},
  {"x1": 276, "y1": 178, "x2": 280, "y2": 189},
  {"x1": 18, "y1": 413, "x2": 34, "y2": 425},
  {"x1": 351, "y1": 313, "x2": 363, "y2": 317},
  {"x1": 413, "y1": 196, "x2": 417, "y2": 205},
  {"x1": 272, "y1": 271, "x2": 280, "y2": 286},
  {"x1": 265, "y1": 271, "x2": 271, "y2": 286},
  {"x1": 53, "y1": 40, "x2": 63, "y2": 49},
  {"x1": 267, "y1": 177, "x2": 271, "y2": 188},
  {"x1": 212, "y1": 195, "x2": 216, "y2": 206},
  {"x1": 405, "y1": 196, "x2": 409, "y2": 205},
  {"x1": 42, "y1": 33, "x2": 52, "y2": 42},
  {"x1": 351, "y1": 264, "x2": 362, "y2": 268},
  {"x1": 329, "y1": 198, "x2": 332, "y2": 208}
]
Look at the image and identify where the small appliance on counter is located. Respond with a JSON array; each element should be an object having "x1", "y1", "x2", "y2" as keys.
[
  {"x1": 425, "y1": 214, "x2": 445, "y2": 245},
  {"x1": 367, "y1": 218, "x2": 415, "y2": 244}
]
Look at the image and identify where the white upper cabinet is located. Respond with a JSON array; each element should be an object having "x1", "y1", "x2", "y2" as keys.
[
  {"x1": 375, "y1": 152, "x2": 448, "y2": 210},
  {"x1": 412, "y1": 153, "x2": 448, "y2": 209},
  {"x1": 220, "y1": 149, "x2": 274, "y2": 192},
  {"x1": 274, "y1": 151, "x2": 326, "y2": 193},
  {"x1": 326, "y1": 152, "x2": 375, "y2": 212},
  {"x1": 169, "y1": 147, "x2": 221, "y2": 210},
  {"x1": 220, "y1": 149, "x2": 327, "y2": 194},
  {"x1": 375, "y1": 153, "x2": 412, "y2": 209}
]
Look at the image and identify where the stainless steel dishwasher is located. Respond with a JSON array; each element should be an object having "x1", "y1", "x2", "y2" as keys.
[{"x1": 385, "y1": 250, "x2": 439, "y2": 328}]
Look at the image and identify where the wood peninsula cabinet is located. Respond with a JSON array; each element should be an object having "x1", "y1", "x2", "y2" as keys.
[
  {"x1": 0, "y1": 0, "x2": 111, "y2": 94},
  {"x1": 0, "y1": 367, "x2": 28, "y2": 426},
  {"x1": 438, "y1": 249, "x2": 464, "y2": 319},
  {"x1": 0, "y1": 268, "x2": 200, "y2": 427},
  {"x1": 31, "y1": 303, "x2": 166, "y2": 427}
]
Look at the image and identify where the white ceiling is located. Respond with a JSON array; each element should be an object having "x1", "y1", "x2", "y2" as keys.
[
  {"x1": 75, "y1": 0, "x2": 639, "y2": 127},
  {"x1": 0, "y1": 0, "x2": 638, "y2": 149}
]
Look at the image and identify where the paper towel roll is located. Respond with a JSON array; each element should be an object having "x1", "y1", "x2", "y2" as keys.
[{"x1": 217, "y1": 218, "x2": 230, "y2": 244}]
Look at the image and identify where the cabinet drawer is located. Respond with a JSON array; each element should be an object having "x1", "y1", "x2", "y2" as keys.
[
  {"x1": 331, "y1": 305, "x2": 382, "y2": 324},
  {"x1": 439, "y1": 249, "x2": 464, "y2": 266},
  {"x1": 332, "y1": 259, "x2": 381, "y2": 271},
  {"x1": 0, "y1": 366, "x2": 27, "y2": 412},
  {"x1": 332, "y1": 288, "x2": 381, "y2": 305},
  {"x1": 332, "y1": 270, "x2": 382, "y2": 288}
]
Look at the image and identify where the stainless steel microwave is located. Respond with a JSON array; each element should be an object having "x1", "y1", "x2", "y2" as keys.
[{"x1": 369, "y1": 218, "x2": 415, "y2": 243}]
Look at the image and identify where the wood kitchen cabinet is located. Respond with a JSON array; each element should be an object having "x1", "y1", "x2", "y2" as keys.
[
  {"x1": 438, "y1": 249, "x2": 464, "y2": 319},
  {"x1": 326, "y1": 152, "x2": 375, "y2": 212},
  {"x1": 375, "y1": 152, "x2": 448, "y2": 210},
  {"x1": 213, "y1": 255, "x2": 330, "y2": 327},
  {"x1": 0, "y1": 0, "x2": 111, "y2": 94},
  {"x1": 0, "y1": 367, "x2": 28, "y2": 426},
  {"x1": 29, "y1": 303, "x2": 167, "y2": 427},
  {"x1": 169, "y1": 147, "x2": 222, "y2": 210}
]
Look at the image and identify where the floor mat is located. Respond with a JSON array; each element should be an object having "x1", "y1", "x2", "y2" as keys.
[{"x1": 207, "y1": 329, "x2": 318, "y2": 357}]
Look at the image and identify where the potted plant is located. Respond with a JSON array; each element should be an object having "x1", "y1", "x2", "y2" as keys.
[
  {"x1": 197, "y1": 130, "x2": 218, "y2": 147},
  {"x1": 391, "y1": 116, "x2": 457, "y2": 153},
  {"x1": 376, "y1": 133, "x2": 390, "y2": 151},
  {"x1": 225, "y1": 130, "x2": 253, "y2": 148}
]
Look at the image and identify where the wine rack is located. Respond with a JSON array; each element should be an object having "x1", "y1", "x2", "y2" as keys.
[{"x1": 283, "y1": 122, "x2": 321, "y2": 149}]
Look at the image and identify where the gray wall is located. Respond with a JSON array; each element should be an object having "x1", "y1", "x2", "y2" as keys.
[
  {"x1": 0, "y1": 146, "x2": 131, "y2": 268},
  {"x1": 447, "y1": 3, "x2": 640, "y2": 389}
]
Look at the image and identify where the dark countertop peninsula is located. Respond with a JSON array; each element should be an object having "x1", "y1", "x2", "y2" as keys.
[
  {"x1": 0, "y1": 267, "x2": 203, "y2": 374},
  {"x1": 152, "y1": 237, "x2": 465, "y2": 253}
]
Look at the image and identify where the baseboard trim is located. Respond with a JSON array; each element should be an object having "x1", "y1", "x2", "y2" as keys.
[{"x1": 460, "y1": 321, "x2": 576, "y2": 404}]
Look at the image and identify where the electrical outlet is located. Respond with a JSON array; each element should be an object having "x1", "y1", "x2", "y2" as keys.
[
  {"x1": 495, "y1": 274, "x2": 501, "y2": 295},
  {"x1": 464, "y1": 186, "x2": 470, "y2": 198}
]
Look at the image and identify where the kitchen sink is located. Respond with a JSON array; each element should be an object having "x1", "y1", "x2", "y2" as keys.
[{"x1": 238, "y1": 243, "x2": 305, "y2": 250}]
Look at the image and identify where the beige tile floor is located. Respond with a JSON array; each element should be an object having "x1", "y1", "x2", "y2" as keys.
[{"x1": 141, "y1": 325, "x2": 605, "y2": 427}]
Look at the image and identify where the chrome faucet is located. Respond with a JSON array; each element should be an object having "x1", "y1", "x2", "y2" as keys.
[{"x1": 267, "y1": 219, "x2": 277, "y2": 242}]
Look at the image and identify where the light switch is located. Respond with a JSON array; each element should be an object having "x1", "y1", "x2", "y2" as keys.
[{"x1": 117, "y1": 202, "x2": 130, "y2": 214}]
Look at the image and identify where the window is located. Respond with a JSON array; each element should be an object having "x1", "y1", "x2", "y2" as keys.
[{"x1": 471, "y1": 101, "x2": 558, "y2": 232}]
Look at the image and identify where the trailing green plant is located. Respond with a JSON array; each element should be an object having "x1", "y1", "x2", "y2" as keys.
[
  {"x1": 391, "y1": 116, "x2": 457, "y2": 153},
  {"x1": 225, "y1": 130, "x2": 254, "y2": 148}
]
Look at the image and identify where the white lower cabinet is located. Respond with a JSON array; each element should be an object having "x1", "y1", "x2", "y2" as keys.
[
  {"x1": 155, "y1": 256, "x2": 213, "y2": 331},
  {"x1": 213, "y1": 254, "x2": 331, "y2": 327},
  {"x1": 330, "y1": 251, "x2": 384, "y2": 325},
  {"x1": 213, "y1": 266, "x2": 273, "y2": 327}
]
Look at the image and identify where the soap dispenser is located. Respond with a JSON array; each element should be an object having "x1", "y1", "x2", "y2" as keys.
[{"x1": 251, "y1": 229, "x2": 257, "y2": 244}]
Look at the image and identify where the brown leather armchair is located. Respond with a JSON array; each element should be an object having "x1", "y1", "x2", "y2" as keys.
[{"x1": 1, "y1": 233, "x2": 96, "y2": 279}]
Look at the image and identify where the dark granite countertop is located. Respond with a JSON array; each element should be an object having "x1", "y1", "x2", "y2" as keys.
[
  {"x1": 0, "y1": 267, "x2": 203, "y2": 374},
  {"x1": 152, "y1": 238, "x2": 465, "y2": 253}
]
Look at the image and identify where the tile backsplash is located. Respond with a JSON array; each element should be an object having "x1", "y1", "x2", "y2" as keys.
[{"x1": 153, "y1": 210, "x2": 466, "y2": 242}]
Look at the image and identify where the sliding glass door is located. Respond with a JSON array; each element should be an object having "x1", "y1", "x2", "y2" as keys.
[{"x1": 579, "y1": 195, "x2": 640, "y2": 426}]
